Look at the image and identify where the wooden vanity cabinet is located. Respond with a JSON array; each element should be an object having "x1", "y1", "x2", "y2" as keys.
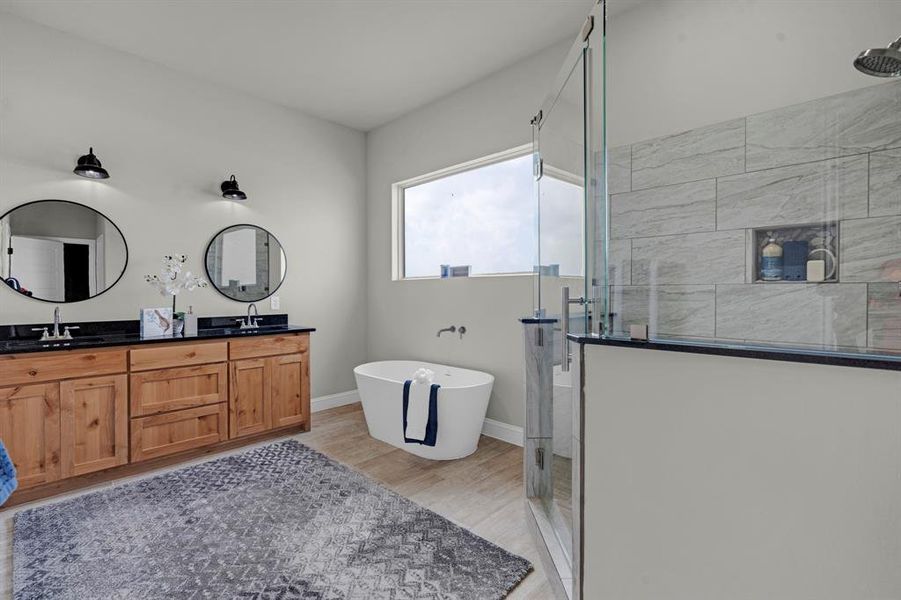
[
  {"x1": 0, "y1": 332, "x2": 310, "y2": 504},
  {"x1": 229, "y1": 358, "x2": 270, "y2": 438},
  {"x1": 60, "y1": 374, "x2": 129, "y2": 478},
  {"x1": 0, "y1": 383, "x2": 61, "y2": 489},
  {"x1": 228, "y1": 335, "x2": 310, "y2": 439}
]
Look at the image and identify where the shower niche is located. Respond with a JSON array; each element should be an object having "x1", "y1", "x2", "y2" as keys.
[{"x1": 749, "y1": 222, "x2": 839, "y2": 284}]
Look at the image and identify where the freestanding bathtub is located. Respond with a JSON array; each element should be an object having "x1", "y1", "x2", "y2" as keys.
[{"x1": 353, "y1": 360, "x2": 494, "y2": 460}]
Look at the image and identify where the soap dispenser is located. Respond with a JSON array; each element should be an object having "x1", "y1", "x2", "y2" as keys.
[
  {"x1": 184, "y1": 305, "x2": 198, "y2": 337},
  {"x1": 761, "y1": 233, "x2": 783, "y2": 281}
]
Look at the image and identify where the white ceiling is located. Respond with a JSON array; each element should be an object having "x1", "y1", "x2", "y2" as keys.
[{"x1": 0, "y1": 0, "x2": 629, "y2": 131}]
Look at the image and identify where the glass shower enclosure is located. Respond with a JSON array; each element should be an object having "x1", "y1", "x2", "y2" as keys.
[{"x1": 523, "y1": 1, "x2": 605, "y2": 598}]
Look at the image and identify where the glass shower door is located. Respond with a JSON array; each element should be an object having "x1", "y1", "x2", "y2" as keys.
[
  {"x1": 535, "y1": 48, "x2": 586, "y2": 560},
  {"x1": 528, "y1": 5, "x2": 605, "y2": 596}
]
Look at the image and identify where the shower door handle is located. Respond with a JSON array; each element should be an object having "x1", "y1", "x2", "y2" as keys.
[{"x1": 561, "y1": 287, "x2": 585, "y2": 372}]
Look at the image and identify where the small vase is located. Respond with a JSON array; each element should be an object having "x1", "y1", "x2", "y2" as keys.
[{"x1": 172, "y1": 318, "x2": 185, "y2": 337}]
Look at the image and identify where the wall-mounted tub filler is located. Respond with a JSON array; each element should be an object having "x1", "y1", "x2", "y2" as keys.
[{"x1": 436, "y1": 325, "x2": 456, "y2": 337}]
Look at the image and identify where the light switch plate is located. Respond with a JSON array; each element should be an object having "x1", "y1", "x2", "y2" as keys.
[{"x1": 270, "y1": 295, "x2": 280, "y2": 310}]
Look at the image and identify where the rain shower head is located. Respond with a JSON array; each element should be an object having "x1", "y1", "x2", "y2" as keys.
[{"x1": 854, "y1": 35, "x2": 901, "y2": 77}]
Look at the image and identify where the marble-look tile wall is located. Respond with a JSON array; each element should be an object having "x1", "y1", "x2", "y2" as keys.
[{"x1": 607, "y1": 81, "x2": 901, "y2": 353}]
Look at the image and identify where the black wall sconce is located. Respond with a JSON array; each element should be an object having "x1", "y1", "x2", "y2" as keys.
[
  {"x1": 220, "y1": 174, "x2": 247, "y2": 200},
  {"x1": 73, "y1": 147, "x2": 110, "y2": 179}
]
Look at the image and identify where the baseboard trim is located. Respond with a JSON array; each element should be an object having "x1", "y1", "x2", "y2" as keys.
[
  {"x1": 482, "y1": 418, "x2": 524, "y2": 447},
  {"x1": 311, "y1": 390, "x2": 360, "y2": 412}
]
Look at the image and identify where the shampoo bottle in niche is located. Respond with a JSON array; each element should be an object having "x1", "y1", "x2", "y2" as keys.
[{"x1": 761, "y1": 234, "x2": 783, "y2": 281}]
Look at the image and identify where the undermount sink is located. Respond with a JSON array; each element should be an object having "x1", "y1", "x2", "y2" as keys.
[{"x1": 3, "y1": 335, "x2": 108, "y2": 349}]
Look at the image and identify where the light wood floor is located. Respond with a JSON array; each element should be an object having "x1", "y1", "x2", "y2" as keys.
[{"x1": 1, "y1": 404, "x2": 553, "y2": 599}]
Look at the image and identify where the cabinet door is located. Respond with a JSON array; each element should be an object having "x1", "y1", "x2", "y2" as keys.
[
  {"x1": 0, "y1": 383, "x2": 61, "y2": 489},
  {"x1": 269, "y1": 353, "x2": 309, "y2": 429},
  {"x1": 60, "y1": 375, "x2": 128, "y2": 477},
  {"x1": 229, "y1": 358, "x2": 270, "y2": 438}
]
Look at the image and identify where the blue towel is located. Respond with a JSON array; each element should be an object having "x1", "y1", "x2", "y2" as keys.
[
  {"x1": 0, "y1": 440, "x2": 17, "y2": 506},
  {"x1": 402, "y1": 380, "x2": 440, "y2": 447}
]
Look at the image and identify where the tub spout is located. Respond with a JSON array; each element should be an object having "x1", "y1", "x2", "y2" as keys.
[{"x1": 436, "y1": 325, "x2": 456, "y2": 337}]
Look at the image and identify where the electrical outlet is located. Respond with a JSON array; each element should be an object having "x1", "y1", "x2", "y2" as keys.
[{"x1": 270, "y1": 295, "x2": 280, "y2": 310}]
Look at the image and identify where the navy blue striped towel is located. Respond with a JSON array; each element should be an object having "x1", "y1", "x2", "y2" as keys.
[{"x1": 402, "y1": 380, "x2": 440, "y2": 447}]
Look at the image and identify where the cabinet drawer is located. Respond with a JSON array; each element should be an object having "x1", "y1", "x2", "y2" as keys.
[
  {"x1": 131, "y1": 363, "x2": 228, "y2": 417},
  {"x1": 130, "y1": 404, "x2": 228, "y2": 462},
  {"x1": 130, "y1": 341, "x2": 227, "y2": 372},
  {"x1": 229, "y1": 334, "x2": 309, "y2": 360},
  {"x1": 0, "y1": 349, "x2": 126, "y2": 385}
]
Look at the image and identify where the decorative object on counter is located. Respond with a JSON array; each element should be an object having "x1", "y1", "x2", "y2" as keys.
[
  {"x1": 140, "y1": 307, "x2": 173, "y2": 337},
  {"x1": 440, "y1": 264, "x2": 471, "y2": 278},
  {"x1": 220, "y1": 174, "x2": 247, "y2": 200},
  {"x1": 807, "y1": 259, "x2": 827, "y2": 282},
  {"x1": 205, "y1": 225, "x2": 286, "y2": 302},
  {"x1": 761, "y1": 233, "x2": 784, "y2": 281},
  {"x1": 0, "y1": 200, "x2": 128, "y2": 303},
  {"x1": 145, "y1": 253, "x2": 208, "y2": 332},
  {"x1": 73, "y1": 147, "x2": 110, "y2": 179},
  {"x1": 783, "y1": 241, "x2": 810, "y2": 281},
  {"x1": 0, "y1": 440, "x2": 18, "y2": 506}
]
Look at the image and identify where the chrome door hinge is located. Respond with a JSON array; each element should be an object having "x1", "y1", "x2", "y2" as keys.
[
  {"x1": 582, "y1": 15, "x2": 594, "y2": 41},
  {"x1": 534, "y1": 157, "x2": 544, "y2": 181},
  {"x1": 535, "y1": 447, "x2": 545, "y2": 470},
  {"x1": 530, "y1": 110, "x2": 543, "y2": 127}
]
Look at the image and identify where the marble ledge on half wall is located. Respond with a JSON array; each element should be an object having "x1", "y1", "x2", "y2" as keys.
[{"x1": 567, "y1": 333, "x2": 901, "y2": 372}]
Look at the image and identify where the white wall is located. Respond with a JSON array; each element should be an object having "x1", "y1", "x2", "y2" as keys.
[
  {"x1": 365, "y1": 40, "x2": 572, "y2": 428},
  {"x1": 583, "y1": 344, "x2": 901, "y2": 599},
  {"x1": 607, "y1": 0, "x2": 901, "y2": 146},
  {"x1": 0, "y1": 13, "x2": 367, "y2": 397}
]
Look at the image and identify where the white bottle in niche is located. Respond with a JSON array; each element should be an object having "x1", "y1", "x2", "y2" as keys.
[{"x1": 761, "y1": 234, "x2": 783, "y2": 281}]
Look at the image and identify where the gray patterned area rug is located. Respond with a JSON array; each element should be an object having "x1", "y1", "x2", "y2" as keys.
[{"x1": 14, "y1": 440, "x2": 531, "y2": 599}]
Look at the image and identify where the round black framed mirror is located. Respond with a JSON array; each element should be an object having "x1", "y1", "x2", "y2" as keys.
[
  {"x1": 204, "y1": 224, "x2": 286, "y2": 302},
  {"x1": 0, "y1": 200, "x2": 128, "y2": 303}
]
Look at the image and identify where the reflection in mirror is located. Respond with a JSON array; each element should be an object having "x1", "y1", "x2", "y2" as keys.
[
  {"x1": 0, "y1": 200, "x2": 128, "y2": 303},
  {"x1": 205, "y1": 224, "x2": 286, "y2": 302}
]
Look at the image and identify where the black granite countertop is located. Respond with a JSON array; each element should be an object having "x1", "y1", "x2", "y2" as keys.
[
  {"x1": 0, "y1": 314, "x2": 315, "y2": 355},
  {"x1": 568, "y1": 334, "x2": 901, "y2": 371}
]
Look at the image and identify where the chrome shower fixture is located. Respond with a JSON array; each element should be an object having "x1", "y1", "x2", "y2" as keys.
[{"x1": 854, "y1": 35, "x2": 901, "y2": 77}]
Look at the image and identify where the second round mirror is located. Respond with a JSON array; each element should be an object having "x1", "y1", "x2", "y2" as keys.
[{"x1": 205, "y1": 224, "x2": 286, "y2": 302}]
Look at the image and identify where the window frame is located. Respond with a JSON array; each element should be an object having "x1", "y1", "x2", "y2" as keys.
[{"x1": 391, "y1": 144, "x2": 536, "y2": 281}]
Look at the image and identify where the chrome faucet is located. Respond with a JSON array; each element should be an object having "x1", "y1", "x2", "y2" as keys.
[
  {"x1": 32, "y1": 306, "x2": 79, "y2": 341},
  {"x1": 436, "y1": 325, "x2": 456, "y2": 337},
  {"x1": 52, "y1": 306, "x2": 61, "y2": 338},
  {"x1": 240, "y1": 303, "x2": 261, "y2": 329}
]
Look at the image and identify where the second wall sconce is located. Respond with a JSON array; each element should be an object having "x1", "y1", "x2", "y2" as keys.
[{"x1": 220, "y1": 174, "x2": 247, "y2": 200}]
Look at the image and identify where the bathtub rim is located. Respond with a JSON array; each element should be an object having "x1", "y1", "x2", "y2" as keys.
[{"x1": 353, "y1": 359, "x2": 495, "y2": 390}]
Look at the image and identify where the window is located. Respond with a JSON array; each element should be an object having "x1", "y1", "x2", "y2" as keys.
[{"x1": 394, "y1": 147, "x2": 583, "y2": 279}]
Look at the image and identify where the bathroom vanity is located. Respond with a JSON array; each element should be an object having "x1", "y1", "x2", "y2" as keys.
[{"x1": 0, "y1": 319, "x2": 314, "y2": 506}]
